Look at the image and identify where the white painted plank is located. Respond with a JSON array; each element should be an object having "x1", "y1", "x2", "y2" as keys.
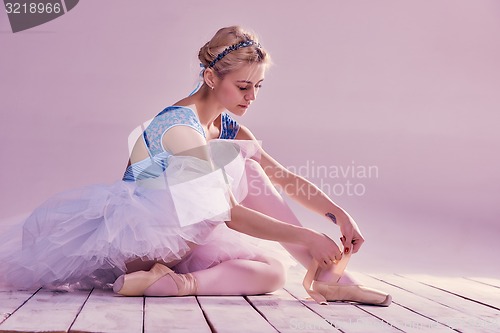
[
  {"x1": 197, "y1": 296, "x2": 276, "y2": 333},
  {"x1": 0, "y1": 288, "x2": 91, "y2": 332},
  {"x1": 247, "y1": 289, "x2": 341, "y2": 332},
  {"x1": 402, "y1": 274, "x2": 500, "y2": 309},
  {"x1": 289, "y1": 268, "x2": 457, "y2": 332},
  {"x1": 0, "y1": 290, "x2": 37, "y2": 324},
  {"x1": 373, "y1": 273, "x2": 500, "y2": 325},
  {"x1": 353, "y1": 272, "x2": 497, "y2": 333},
  {"x1": 285, "y1": 268, "x2": 401, "y2": 333},
  {"x1": 70, "y1": 289, "x2": 143, "y2": 333},
  {"x1": 144, "y1": 296, "x2": 210, "y2": 333}
]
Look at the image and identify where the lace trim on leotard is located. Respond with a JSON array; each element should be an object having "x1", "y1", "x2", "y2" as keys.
[{"x1": 143, "y1": 106, "x2": 206, "y2": 157}]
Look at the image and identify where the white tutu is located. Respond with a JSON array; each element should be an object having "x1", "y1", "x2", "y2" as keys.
[{"x1": 0, "y1": 140, "x2": 288, "y2": 290}]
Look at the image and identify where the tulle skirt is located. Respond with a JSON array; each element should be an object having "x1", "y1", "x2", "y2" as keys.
[{"x1": 0, "y1": 140, "x2": 288, "y2": 290}]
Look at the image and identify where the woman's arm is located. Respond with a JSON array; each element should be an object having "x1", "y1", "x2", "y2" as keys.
[
  {"x1": 228, "y1": 204, "x2": 342, "y2": 267},
  {"x1": 163, "y1": 126, "x2": 342, "y2": 267},
  {"x1": 236, "y1": 125, "x2": 365, "y2": 253}
]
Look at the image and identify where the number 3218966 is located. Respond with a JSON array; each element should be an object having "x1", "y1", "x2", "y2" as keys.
[{"x1": 5, "y1": 2, "x2": 62, "y2": 14}]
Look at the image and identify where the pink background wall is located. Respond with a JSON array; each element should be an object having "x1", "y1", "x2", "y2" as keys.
[{"x1": 1, "y1": 0, "x2": 499, "y2": 276}]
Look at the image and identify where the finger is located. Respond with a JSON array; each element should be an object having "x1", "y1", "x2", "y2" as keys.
[
  {"x1": 340, "y1": 237, "x2": 350, "y2": 254},
  {"x1": 333, "y1": 246, "x2": 343, "y2": 261},
  {"x1": 352, "y1": 238, "x2": 364, "y2": 253},
  {"x1": 343, "y1": 234, "x2": 353, "y2": 250}
]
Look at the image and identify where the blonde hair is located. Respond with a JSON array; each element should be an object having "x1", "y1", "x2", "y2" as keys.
[{"x1": 198, "y1": 26, "x2": 271, "y2": 78}]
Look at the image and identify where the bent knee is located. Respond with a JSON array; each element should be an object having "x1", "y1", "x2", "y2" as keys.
[
  {"x1": 245, "y1": 157, "x2": 261, "y2": 168},
  {"x1": 269, "y1": 265, "x2": 287, "y2": 292},
  {"x1": 262, "y1": 256, "x2": 287, "y2": 292},
  {"x1": 244, "y1": 158, "x2": 266, "y2": 176}
]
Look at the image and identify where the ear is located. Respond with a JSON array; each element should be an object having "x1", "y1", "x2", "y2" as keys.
[{"x1": 203, "y1": 68, "x2": 219, "y2": 88}]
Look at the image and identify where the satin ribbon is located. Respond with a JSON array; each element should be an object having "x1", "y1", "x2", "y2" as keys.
[{"x1": 303, "y1": 239, "x2": 352, "y2": 305}]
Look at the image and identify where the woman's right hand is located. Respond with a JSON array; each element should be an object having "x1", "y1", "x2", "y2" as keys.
[{"x1": 305, "y1": 230, "x2": 343, "y2": 269}]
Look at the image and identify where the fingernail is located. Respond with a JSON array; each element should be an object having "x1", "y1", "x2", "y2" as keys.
[{"x1": 344, "y1": 247, "x2": 350, "y2": 254}]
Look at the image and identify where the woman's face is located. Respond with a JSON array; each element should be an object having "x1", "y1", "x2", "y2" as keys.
[{"x1": 214, "y1": 63, "x2": 266, "y2": 116}]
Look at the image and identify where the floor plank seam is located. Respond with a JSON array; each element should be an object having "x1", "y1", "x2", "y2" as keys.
[
  {"x1": 353, "y1": 304, "x2": 405, "y2": 333},
  {"x1": 424, "y1": 285, "x2": 500, "y2": 311},
  {"x1": 282, "y1": 288, "x2": 344, "y2": 333},
  {"x1": 243, "y1": 295, "x2": 279, "y2": 332},
  {"x1": 142, "y1": 296, "x2": 145, "y2": 333},
  {"x1": 0, "y1": 288, "x2": 41, "y2": 326},
  {"x1": 389, "y1": 301, "x2": 460, "y2": 332},
  {"x1": 367, "y1": 273, "x2": 499, "y2": 324},
  {"x1": 396, "y1": 275, "x2": 500, "y2": 311},
  {"x1": 464, "y1": 277, "x2": 500, "y2": 289},
  {"x1": 366, "y1": 273, "x2": 416, "y2": 293},
  {"x1": 408, "y1": 281, "x2": 500, "y2": 311},
  {"x1": 195, "y1": 296, "x2": 216, "y2": 333},
  {"x1": 67, "y1": 288, "x2": 93, "y2": 333}
]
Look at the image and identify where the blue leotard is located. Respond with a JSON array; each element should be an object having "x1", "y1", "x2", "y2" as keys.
[{"x1": 123, "y1": 106, "x2": 240, "y2": 181}]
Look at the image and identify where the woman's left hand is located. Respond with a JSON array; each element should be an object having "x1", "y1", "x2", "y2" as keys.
[{"x1": 335, "y1": 211, "x2": 365, "y2": 254}]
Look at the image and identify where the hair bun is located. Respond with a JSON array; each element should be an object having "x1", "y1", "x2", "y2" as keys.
[{"x1": 197, "y1": 26, "x2": 270, "y2": 78}]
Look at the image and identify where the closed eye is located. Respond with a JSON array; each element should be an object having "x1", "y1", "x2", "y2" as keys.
[{"x1": 238, "y1": 84, "x2": 263, "y2": 91}]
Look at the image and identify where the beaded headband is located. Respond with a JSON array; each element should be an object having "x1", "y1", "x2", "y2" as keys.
[{"x1": 207, "y1": 40, "x2": 261, "y2": 68}]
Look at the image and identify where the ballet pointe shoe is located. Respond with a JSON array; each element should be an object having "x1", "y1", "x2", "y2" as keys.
[
  {"x1": 113, "y1": 263, "x2": 197, "y2": 297},
  {"x1": 312, "y1": 281, "x2": 392, "y2": 306},
  {"x1": 303, "y1": 246, "x2": 391, "y2": 306}
]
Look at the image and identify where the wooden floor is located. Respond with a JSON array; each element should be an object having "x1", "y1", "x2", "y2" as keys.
[{"x1": 1, "y1": 268, "x2": 499, "y2": 333}]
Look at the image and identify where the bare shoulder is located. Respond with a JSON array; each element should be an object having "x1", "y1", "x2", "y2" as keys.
[
  {"x1": 162, "y1": 126, "x2": 208, "y2": 159},
  {"x1": 235, "y1": 124, "x2": 257, "y2": 141},
  {"x1": 235, "y1": 124, "x2": 292, "y2": 182}
]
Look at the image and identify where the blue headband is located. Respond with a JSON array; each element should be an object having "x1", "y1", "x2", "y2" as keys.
[{"x1": 208, "y1": 40, "x2": 261, "y2": 68}]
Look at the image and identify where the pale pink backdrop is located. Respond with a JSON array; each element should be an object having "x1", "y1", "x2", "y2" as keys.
[{"x1": 1, "y1": 0, "x2": 499, "y2": 276}]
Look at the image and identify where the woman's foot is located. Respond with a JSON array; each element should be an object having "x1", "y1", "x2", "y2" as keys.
[
  {"x1": 113, "y1": 263, "x2": 197, "y2": 296},
  {"x1": 312, "y1": 281, "x2": 392, "y2": 306},
  {"x1": 303, "y1": 257, "x2": 392, "y2": 306}
]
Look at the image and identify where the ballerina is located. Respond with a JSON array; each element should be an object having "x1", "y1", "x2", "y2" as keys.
[{"x1": 0, "y1": 25, "x2": 391, "y2": 306}]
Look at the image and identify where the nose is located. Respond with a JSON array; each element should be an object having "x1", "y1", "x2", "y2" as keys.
[{"x1": 245, "y1": 87, "x2": 257, "y2": 101}]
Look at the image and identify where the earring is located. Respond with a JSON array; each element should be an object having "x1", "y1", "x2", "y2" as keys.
[{"x1": 211, "y1": 86, "x2": 214, "y2": 90}]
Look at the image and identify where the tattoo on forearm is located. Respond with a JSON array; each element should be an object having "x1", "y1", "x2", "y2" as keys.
[{"x1": 325, "y1": 212, "x2": 337, "y2": 224}]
